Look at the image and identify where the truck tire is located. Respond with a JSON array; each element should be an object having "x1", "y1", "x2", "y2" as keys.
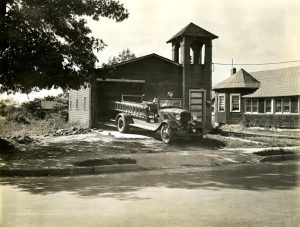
[
  {"x1": 117, "y1": 116, "x2": 130, "y2": 133},
  {"x1": 160, "y1": 124, "x2": 173, "y2": 144}
]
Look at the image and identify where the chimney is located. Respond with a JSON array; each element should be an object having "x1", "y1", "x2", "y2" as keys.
[{"x1": 231, "y1": 68, "x2": 236, "y2": 76}]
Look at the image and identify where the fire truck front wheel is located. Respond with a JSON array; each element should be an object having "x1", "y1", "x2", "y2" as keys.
[
  {"x1": 117, "y1": 116, "x2": 130, "y2": 133},
  {"x1": 160, "y1": 124, "x2": 173, "y2": 144}
]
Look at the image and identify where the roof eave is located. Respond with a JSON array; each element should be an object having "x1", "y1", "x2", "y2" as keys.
[
  {"x1": 213, "y1": 86, "x2": 259, "y2": 90},
  {"x1": 102, "y1": 53, "x2": 182, "y2": 69},
  {"x1": 167, "y1": 34, "x2": 218, "y2": 44}
]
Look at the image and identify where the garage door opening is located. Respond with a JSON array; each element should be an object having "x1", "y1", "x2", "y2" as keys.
[{"x1": 95, "y1": 79, "x2": 145, "y2": 122}]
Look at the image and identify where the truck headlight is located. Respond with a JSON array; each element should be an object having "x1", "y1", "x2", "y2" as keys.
[
  {"x1": 175, "y1": 114, "x2": 181, "y2": 121},
  {"x1": 192, "y1": 115, "x2": 197, "y2": 120}
]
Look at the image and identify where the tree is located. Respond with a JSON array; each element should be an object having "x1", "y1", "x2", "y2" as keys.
[
  {"x1": 105, "y1": 48, "x2": 136, "y2": 66},
  {"x1": 0, "y1": 0, "x2": 129, "y2": 94}
]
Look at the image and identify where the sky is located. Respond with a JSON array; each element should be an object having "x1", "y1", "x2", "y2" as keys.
[{"x1": 3, "y1": 0, "x2": 300, "y2": 103}]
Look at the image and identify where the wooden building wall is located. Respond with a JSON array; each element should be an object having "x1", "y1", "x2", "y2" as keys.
[
  {"x1": 189, "y1": 64, "x2": 212, "y2": 129},
  {"x1": 214, "y1": 88, "x2": 254, "y2": 124},
  {"x1": 101, "y1": 57, "x2": 182, "y2": 100}
]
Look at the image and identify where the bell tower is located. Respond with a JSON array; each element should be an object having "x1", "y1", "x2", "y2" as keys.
[{"x1": 167, "y1": 23, "x2": 218, "y2": 128}]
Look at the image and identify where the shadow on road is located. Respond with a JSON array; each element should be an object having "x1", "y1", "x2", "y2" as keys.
[{"x1": 1, "y1": 163, "x2": 298, "y2": 200}]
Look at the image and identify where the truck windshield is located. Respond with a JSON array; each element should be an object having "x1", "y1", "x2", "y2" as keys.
[{"x1": 159, "y1": 99, "x2": 182, "y2": 108}]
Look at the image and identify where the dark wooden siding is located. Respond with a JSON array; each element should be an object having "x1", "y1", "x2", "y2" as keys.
[
  {"x1": 189, "y1": 64, "x2": 212, "y2": 128},
  {"x1": 101, "y1": 57, "x2": 182, "y2": 100},
  {"x1": 258, "y1": 99, "x2": 264, "y2": 113},
  {"x1": 226, "y1": 97, "x2": 244, "y2": 124},
  {"x1": 291, "y1": 96, "x2": 299, "y2": 113}
]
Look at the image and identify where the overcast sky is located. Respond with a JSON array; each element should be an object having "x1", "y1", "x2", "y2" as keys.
[{"x1": 5, "y1": 0, "x2": 300, "y2": 102}]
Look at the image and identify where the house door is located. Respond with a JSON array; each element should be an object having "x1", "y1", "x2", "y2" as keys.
[{"x1": 189, "y1": 89, "x2": 205, "y2": 123}]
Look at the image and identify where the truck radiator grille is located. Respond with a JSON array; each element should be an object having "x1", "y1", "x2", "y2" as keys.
[{"x1": 180, "y1": 112, "x2": 191, "y2": 128}]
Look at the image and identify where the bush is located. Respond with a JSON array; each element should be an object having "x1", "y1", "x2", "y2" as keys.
[
  {"x1": 243, "y1": 114, "x2": 300, "y2": 128},
  {"x1": 6, "y1": 111, "x2": 30, "y2": 124}
]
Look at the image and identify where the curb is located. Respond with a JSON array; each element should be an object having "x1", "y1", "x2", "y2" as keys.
[
  {"x1": 0, "y1": 164, "x2": 148, "y2": 177},
  {"x1": 259, "y1": 154, "x2": 300, "y2": 162}
]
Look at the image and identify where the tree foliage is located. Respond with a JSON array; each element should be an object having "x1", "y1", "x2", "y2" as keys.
[
  {"x1": 0, "y1": 0, "x2": 129, "y2": 94},
  {"x1": 105, "y1": 48, "x2": 136, "y2": 66}
]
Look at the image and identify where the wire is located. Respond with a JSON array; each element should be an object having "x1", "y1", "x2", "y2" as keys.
[{"x1": 213, "y1": 59, "x2": 300, "y2": 66}]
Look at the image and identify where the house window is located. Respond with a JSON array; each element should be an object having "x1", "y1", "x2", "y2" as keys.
[
  {"x1": 252, "y1": 99, "x2": 258, "y2": 113},
  {"x1": 83, "y1": 97, "x2": 87, "y2": 111},
  {"x1": 76, "y1": 99, "x2": 79, "y2": 110},
  {"x1": 245, "y1": 99, "x2": 252, "y2": 112},
  {"x1": 69, "y1": 101, "x2": 72, "y2": 110},
  {"x1": 245, "y1": 99, "x2": 258, "y2": 113},
  {"x1": 218, "y1": 94, "x2": 225, "y2": 112},
  {"x1": 265, "y1": 99, "x2": 272, "y2": 113},
  {"x1": 283, "y1": 98, "x2": 290, "y2": 113},
  {"x1": 275, "y1": 98, "x2": 282, "y2": 113},
  {"x1": 230, "y1": 94, "x2": 240, "y2": 112}
]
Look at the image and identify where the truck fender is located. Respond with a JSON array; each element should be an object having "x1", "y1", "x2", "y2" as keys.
[
  {"x1": 157, "y1": 119, "x2": 172, "y2": 130},
  {"x1": 115, "y1": 113, "x2": 133, "y2": 126}
]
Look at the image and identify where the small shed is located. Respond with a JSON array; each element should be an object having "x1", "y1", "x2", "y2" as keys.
[{"x1": 40, "y1": 100, "x2": 58, "y2": 110}]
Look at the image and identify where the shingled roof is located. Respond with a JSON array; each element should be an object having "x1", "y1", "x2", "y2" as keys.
[
  {"x1": 167, "y1": 23, "x2": 218, "y2": 43},
  {"x1": 213, "y1": 69, "x2": 260, "y2": 90},
  {"x1": 243, "y1": 66, "x2": 300, "y2": 98}
]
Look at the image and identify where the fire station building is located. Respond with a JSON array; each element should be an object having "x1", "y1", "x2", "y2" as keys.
[{"x1": 69, "y1": 23, "x2": 218, "y2": 128}]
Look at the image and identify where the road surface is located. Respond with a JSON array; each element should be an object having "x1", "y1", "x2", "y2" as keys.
[{"x1": 1, "y1": 162, "x2": 300, "y2": 227}]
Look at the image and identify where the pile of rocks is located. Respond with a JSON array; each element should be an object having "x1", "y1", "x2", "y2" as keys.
[
  {"x1": 52, "y1": 127, "x2": 92, "y2": 136},
  {"x1": 9, "y1": 135, "x2": 34, "y2": 144}
]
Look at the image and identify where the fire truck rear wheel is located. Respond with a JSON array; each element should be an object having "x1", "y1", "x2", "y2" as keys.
[{"x1": 117, "y1": 117, "x2": 129, "y2": 133}]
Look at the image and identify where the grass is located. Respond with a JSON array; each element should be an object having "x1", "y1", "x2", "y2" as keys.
[
  {"x1": 206, "y1": 134, "x2": 263, "y2": 148},
  {"x1": 245, "y1": 136, "x2": 300, "y2": 147},
  {"x1": 0, "y1": 116, "x2": 78, "y2": 138},
  {"x1": 206, "y1": 134, "x2": 300, "y2": 148},
  {"x1": 218, "y1": 123, "x2": 300, "y2": 138}
]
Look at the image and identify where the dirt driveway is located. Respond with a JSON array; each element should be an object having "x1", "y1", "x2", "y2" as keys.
[{"x1": 2, "y1": 129, "x2": 281, "y2": 171}]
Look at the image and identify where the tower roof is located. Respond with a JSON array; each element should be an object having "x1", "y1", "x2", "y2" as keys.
[
  {"x1": 167, "y1": 22, "x2": 218, "y2": 43},
  {"x1": 213, "y1": 69, "x2": 260, "y2": 90}
]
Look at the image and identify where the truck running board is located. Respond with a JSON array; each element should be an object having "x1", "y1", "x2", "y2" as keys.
[{"x1": 130, "y1": 119, "x2": 160, "y2": 132}]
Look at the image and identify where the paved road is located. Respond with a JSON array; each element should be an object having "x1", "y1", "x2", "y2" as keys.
[{"x1": 1, "y1": 162, "x2": 300, "y2": 227}]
